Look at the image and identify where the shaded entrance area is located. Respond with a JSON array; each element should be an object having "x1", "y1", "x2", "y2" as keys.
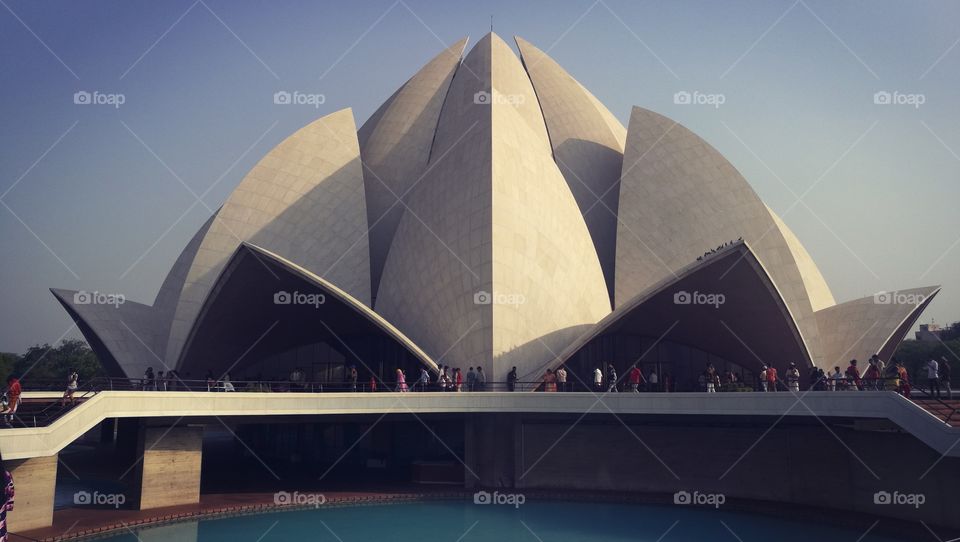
[
  {"x1": 555, "y1": 243, "x2": 813, "y2": 390},
  {"x1": 177, "y1": 244, "x2": 436, "y2": 386}
]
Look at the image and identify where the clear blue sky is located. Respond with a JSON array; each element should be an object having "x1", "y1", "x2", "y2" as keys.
[{"x1": 1, "y1": 0, "x2": 958, "y2": 353}]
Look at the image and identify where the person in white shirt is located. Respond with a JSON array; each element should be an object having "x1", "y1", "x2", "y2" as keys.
[
  {"x1": 648, "y1": 370, "x2": 658, "y2": 392},
  {"x1": 926, "y1": 358, "x2": 941, "y2": 398},
  {"x1": 829, "y1": 366, "x2": 843, "y2": 391},
  {"x1": 556, "y1": 366, "x2": 568, "y2": 392},
  {"x1": 593, "y1": 367, "x2": 603, "y2": 392}
]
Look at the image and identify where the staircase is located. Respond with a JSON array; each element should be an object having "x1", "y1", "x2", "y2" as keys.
[
  {"x1": 6, "y1": 397, "x2": 89, "y2": 428},
  {"x1": 912, "y1": 398, "x2": 960, "y2": 426}
]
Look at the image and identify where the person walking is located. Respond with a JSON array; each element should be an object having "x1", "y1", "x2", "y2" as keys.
[
  {"x1": 62, "y1": 368, "x2": 79, "y2": 407},
  {"x1": 845, "y1": 360, "x2": 862, "y2": 391},
  {"x1": 648, "y1": 369, "x2": 658, "y2": 392},
  {"x1": 556, "y1": 366, "x2": 568, "y2": 392},
  {"x1": 507, "y1": 366, "x2": 518, "y2": 392},
  {"x1": 593, "y1": 367, "x2": 603, "y2": 392},
  {"x1": 475, "y1": 367, "x2": 486, "y2": 391},
  {"x1": 705, "y1": 363, "x2": 717, "y2": 393},
  {"x1": 157, "y1": 370, "x2": 166, "y2": 391},
  {"x1": 145, "y1": 367, "x2": 156, "y2": 391},
  {"x1": 454, "y1": 368, "x2": 463, "y2": 392},
  {"x1": 628, "y1": 365, "x2": 643, "y2": 393},
  {"x1": 542, "y1": 369, "x2": 557, "y2": 392},
  {"x1": 896, "y1": 360, "x2": 911, "y2": 398},
  {"x1": 2, "y1": 376, "x2": 21, "y2": 428},
  {"x1": 396, "y1": 368, "x2": 409, "y2": 392},
  {"x1": 417, "y1": 367, "x2": 429, "y2": 391},
  {"x1": 765, "y1": 364, "x2": 778, "y2": 392},
  {"x1": 349, "y1": 365, "x2": 359, "y2": 392},
  {"x1": 759, "y1": 365, "x2": 768, "y2": 392},
  {"x1": 222, "y1": 373, "x2": 235, "y2": 392},
  {"x1": 466, "y1": 367, "x2": 477, "y2": 392},
  {"x1": 786, "y1": 363, "x2": 800, "y2": 393},
  {"x1": 925, "y1": 357, "x2": 941, "y2": 398},
  {"x1": 370, "y1": 374, "x2": 378, "y2": 392},
  {"x1": 940, "y1": 357, "x2": 952, "y2": 400},
  {"x1": 606, "y1": 364, "x2": 618, "y2": 392},
  {"x1": 829, "y1": 366, "x2": 842, "y2": 391}
]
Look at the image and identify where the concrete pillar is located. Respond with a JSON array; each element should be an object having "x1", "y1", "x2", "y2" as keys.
[
  {"x1": 6, "y1": 454, "x2": 58, "y2": 532},
  {"x1": 135, "y1": 425, "x2": 203, "y2": 510},
  {"x1": 464, "y1": 414, "x2": 519, "y2": 489}
]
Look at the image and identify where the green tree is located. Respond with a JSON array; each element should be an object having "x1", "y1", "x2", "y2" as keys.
[
  {"x1": 0, "y1": 352, "x2": 19, "y2": 385},
  {"x1": 10, "y1": 339, "x2": 105, "y2": 386}
]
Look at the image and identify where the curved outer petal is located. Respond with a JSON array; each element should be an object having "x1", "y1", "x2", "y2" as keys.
[
  {"x1": 766, "y1": 205, "x2": 835, "y2": 312},
  {"x1": 816, "y1": 286, "x2": 941, "y2": 367},
  {"x1": 51, "y1": 289, "x2": 162, "y2": 379},
  {"x1": 178, "y1": 243, "x2": 437, "y2": 375},
  {"x1": 165, "y1": 108, "x2": 371, "y2": 369},
  {"x1": 358, "y1": 38, "x2": 469, "y2": 302},
  {"x1": 515, "y1": 36, "x2": 626, "y2": 300},
  {"x1": 149, "y1": 210, "x2": 219, "y2": 361},
  {"x1": 375, "y1": 33, "x2": 610, "y2": 380},
  {"x1": 549, "y1": 241, "x2": 811, "y2": 380},
  {"x1": 615, "y1": 106, "x2": 823, "y2": 365}
]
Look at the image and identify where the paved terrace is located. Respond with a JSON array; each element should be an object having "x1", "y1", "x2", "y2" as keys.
[{"x1": 3, "y1": 390, "x2": 958, "y2": 460}]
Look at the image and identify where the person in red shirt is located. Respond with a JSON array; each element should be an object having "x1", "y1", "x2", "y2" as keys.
[
  {"x1": 2, "y1": 376, "x2": 21, "y2": 428},
  {"x1": 845, "y1": 360, "x2": 863, "y2": 390},
  {"x1": 628, "y1": 366, "x2": 644, "y2": 393},
  {"x1": 895, "y1": 360, "x2": 911, "y2": 398},
  {"x1": 765, "y1": 366, "x2": 778, "y2": 392}
]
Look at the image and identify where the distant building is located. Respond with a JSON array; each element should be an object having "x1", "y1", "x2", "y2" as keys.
[{"x1": 916, "y1": 323, "x2": 944, "y2": 342}]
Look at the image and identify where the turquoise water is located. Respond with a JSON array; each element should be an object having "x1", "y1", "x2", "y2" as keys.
[{"x1": 102, "y1": 501, "x2": 905, "y2": 541}]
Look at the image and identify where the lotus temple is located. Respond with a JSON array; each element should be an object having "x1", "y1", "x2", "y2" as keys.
[{"x1": 51, "y1": 33, "x2": 938, "y2": 389}]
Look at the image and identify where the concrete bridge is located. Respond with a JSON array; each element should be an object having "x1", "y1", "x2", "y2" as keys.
[{"x1": 2, "y1": 390, "x2": 958, "y2": 534}]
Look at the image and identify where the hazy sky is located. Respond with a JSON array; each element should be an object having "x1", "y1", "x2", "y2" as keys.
[{"x1": 1, "y1": 0, "x2": 958, "y2": 353}]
